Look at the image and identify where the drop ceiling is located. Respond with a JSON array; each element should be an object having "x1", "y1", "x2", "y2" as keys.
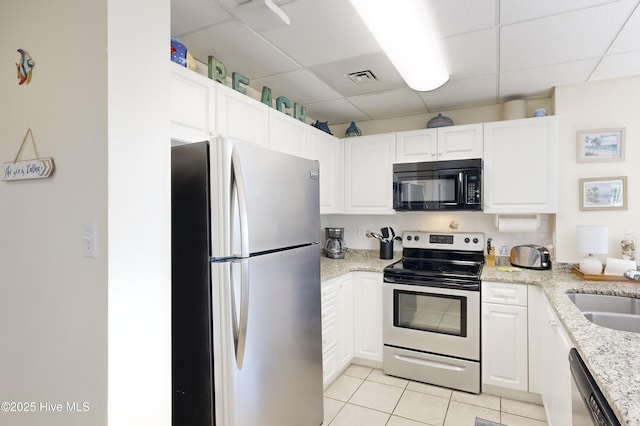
[{"x1": 172, "y1": 0, "x2": 640, "y2": 125}]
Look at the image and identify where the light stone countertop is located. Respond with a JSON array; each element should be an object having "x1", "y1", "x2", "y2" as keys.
[
  {"x1": 320, "y1": 249, "x2": 402, "y2": 282},
  {"x1": 321, "y1": 251, "x2": 640, "y2": 426}
]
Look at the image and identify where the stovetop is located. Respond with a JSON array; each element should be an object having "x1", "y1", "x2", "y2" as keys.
[{"x1": 383, "y1": 231, "x2": 485, "y2": 289}]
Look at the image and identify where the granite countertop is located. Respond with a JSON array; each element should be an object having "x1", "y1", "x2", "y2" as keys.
[
  {"x1": 320, "y1": 249, "x2": 401, "y2": 281},
  {"x1": 486, "y1": 266, "x2": 640, "y2": 426},
  {"x1": 321, "y1": 252, "x2": 640, "y2": 426}
]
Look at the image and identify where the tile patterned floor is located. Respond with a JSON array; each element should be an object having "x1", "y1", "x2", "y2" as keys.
[{"x1": 323, "y1": 364, "x2": 549, "y2": 426}]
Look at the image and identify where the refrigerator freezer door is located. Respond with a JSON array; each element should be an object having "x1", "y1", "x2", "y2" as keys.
[
  {"x1": 212, "y1": 244, "x2": 324, "y2": 426},
  {"x1": 210, "y1": 137, "x2": 320, "y2": 259}
]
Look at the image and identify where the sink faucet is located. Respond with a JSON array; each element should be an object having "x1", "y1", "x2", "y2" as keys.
[{"x1": 624, "y1": 270, "x2": 640, "y2": 281}]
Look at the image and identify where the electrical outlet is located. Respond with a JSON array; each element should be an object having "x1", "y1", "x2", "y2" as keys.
[
  {"x1": 358, "y1": 226, "x2": 366, "y2": 238},
  {"x1": 82, "y1": 222, "x2": 97, "y2": 258}
]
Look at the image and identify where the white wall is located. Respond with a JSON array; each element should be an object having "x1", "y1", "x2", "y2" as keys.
[
  {"x1": 0, "y1": 1, "x2": 108, "y2": 424},
  {"x1": 0, "y1": 1, "x2": 171, "y2": 425},
  {"x1": 555, "y1": 75, "x2": 640, "y2": 264},
  {"x1": 107, "y1": 0, "x2": 171, "y2": 425}
]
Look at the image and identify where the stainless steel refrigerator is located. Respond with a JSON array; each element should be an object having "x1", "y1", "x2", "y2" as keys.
[{"x1": 171, "y1": 138, "x2": 324, "y2": 426}]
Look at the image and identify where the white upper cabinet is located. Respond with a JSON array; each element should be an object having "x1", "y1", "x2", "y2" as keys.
[
  {"x1": 483, "y1": 116, "x2": 557, "y2": 214},
  {"x1": 395, "y1": 124, "x2": 483, "y2": 163},
  {"x1": 216, "y1": 83, "x2": 269, "y2": 148},
  {"x1": 310, "y1": 129, "x2": 344, "y2": 214},
  {"x1": 396, "y1": 128, "x2": 437, "y2": 163},
  {"x1": 169, "y1": 63, "x2": 216, "y2": 143},
  {"x1": 268, "y1": 109, "x2": 310, "y2": 159},
  {"x1": 344, "y1": 133, "x2": 396, "y2": 215},
  {"x1": 437, "y1": 124, "x2": 483, "y2": 161}
]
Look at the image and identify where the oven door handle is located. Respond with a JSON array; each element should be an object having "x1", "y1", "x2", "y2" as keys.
[{"x1": 383, "y1": 276, "x2": 480, "y2": 291}]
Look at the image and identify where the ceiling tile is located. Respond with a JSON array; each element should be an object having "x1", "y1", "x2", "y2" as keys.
[
  {"x1": 251, "y1": 69, "x2": 341, "y2": 105},
  {"x1": 171, "y1": 0, "x2": 233, "y2": 36},
  {"x1": 608, "y1": 5, "x2": 640, "y2": 54},
  {"x1": 430, "y1": 0, "x2": 496, "y2": 37},
  {"x1": 179, "y1": 20, "x2": 300, "y2": 80},
  {"x1": 500, "y1": 59, "x2": 597, "y2": 100},
  {"x1": 347, "y1": 89, "x2": 427, "y2": 119},
  {"x1": 500, "y1": 4, "x2": 631, "y2": 72},
  {"x1": 261, "y1": 0, "x2": 381, "y2": 66},
  {"x1": 419, "y1": 75, "x2": 498, "y2": 111},
  {"x1": 443, "y1": 29, "x2": 497, "y2": 79},
  {"x1": 171, "y1": 0, "x2": 640, "y2": 123},
  {"x1": 500, "y1": 0, "x2": 620, "y2": 24},
  {"x1": 309, "y1": 52, "x2": 405, "y2": 97},
  {"x1": 304, "y1": 99, "x2": 369, "y2": 125},
  {"x1": 590, "y1": 50, "x2": 640, "y2": 81}
]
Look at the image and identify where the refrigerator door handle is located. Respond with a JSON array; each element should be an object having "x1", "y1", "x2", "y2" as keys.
[
  {"x1": 231, "y1": 148, "x2": 250, "y2": 258},
  {"x1": 230, "y1": 258, "x2": 249, "y2": 369}
]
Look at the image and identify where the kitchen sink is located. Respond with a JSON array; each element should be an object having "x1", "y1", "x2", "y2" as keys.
[{"x1": 567, "y1": 292, "x2": 640, "y2": 333}]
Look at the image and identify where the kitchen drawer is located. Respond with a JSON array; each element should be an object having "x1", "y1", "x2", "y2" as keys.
[
  {"x1": 321, "y1": 279, "x2": 339, "y2": 304},
  {"x1": 322, "y1": 303, "x2": 338, "y2": 353},
  {"x1": 323, "y1": 346, "x2": 338, "y2": 386},
  {"x1": 482, "y1": 281, "x2": 528, "y2": 306}
]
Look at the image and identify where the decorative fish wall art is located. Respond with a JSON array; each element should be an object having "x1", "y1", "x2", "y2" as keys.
[{"x1": 16, "y1": 49, "x2": 34, "y2": 85}]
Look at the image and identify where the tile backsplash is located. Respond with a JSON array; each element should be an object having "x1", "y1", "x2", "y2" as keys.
[{"x1": 321, "y1": 212, "x2": 555, "y2": 259}]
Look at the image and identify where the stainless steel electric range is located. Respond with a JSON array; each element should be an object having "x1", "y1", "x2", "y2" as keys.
[{"x1": 383, "y1": 231, "x2": 485, "y2": 394}]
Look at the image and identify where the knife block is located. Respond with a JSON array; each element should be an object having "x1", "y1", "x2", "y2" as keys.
[{"x1": 486, "y1": 247, "x2": 496, "y2": 267}]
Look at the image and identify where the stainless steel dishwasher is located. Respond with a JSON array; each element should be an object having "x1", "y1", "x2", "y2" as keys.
[{"x1": 569, "y1": 348, "x2": 621, "y2": 426}]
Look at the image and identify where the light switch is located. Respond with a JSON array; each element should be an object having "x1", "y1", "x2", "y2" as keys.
[{"x1": 82, "y1": 221, "x2": 97, "y2": 258}]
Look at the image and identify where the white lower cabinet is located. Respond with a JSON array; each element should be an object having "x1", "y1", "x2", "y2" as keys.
[
  {"x1": 321, "y1": 273, "x2": 353, "y2": 388},
  {"x1": 481, "y1": 282, "x2": 528, "y2": 391},
  {"x1": 353, "y1": 272, "x2": 383, "y2": 364},
  {"x1": 528, "y1": 285, "x2": 573, "y2": 426}
]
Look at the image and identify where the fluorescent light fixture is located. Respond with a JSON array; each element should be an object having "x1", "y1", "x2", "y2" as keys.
[
  {"x1": 350, "y1": 0, "x2": 449, "y2": 91},
  {"x1": 265, "y1": 0, "x2": 290, "y2": 26},
  {"x1": 234, "y1": 0, "x2": 290, "y2": 32}
]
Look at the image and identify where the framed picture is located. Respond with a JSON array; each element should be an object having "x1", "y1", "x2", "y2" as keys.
[
  {"x1": 579, "y1": 176, "x2": 627, "y2": 211},
  {"x1": 576, "y1": 127, "x2": 625, "y2": 162}
]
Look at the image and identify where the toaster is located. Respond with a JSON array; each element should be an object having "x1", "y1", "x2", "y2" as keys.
[{"x1": 510, "y1": 245, "x2": 552, "y2": 270}]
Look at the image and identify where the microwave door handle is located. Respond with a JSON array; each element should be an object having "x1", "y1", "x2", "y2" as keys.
[
  {"x1": 441, "y1": 172, "x2": 462, "y2": 205},
  {"x1": 458, "y1": 171, "x2": 464, "y2": 205}
]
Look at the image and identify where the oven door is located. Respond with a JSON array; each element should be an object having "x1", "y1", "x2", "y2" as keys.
[{"x1": 383, "y1": 282, "x2": 480, "y2": 361}]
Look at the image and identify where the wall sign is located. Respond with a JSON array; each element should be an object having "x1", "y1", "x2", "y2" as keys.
[{"x1": 3, "y1": 129, "x2": 55, "y2": 181}]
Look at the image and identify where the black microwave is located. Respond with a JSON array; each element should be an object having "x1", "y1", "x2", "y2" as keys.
[{"x1": 393, "y1": 159, "x2": 482, "y2": 211}]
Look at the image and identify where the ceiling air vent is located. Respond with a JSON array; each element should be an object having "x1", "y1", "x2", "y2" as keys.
[{"x1": 346, "y1": 70, "x2": 378, "y2": 85}]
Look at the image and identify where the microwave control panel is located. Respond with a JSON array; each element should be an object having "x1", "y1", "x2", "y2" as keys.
[{"x1": 465, "y1": 173, "x2": 481, "y2": 205}]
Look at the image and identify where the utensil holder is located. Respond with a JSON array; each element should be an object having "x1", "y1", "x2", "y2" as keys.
[{"x1": 380, "y1": 241, "x2": 393, "y2": 259}]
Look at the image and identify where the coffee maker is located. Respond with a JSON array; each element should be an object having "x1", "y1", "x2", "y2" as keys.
[{"x1": 325, "y1": 227, "x2": 346, "y2": 259}]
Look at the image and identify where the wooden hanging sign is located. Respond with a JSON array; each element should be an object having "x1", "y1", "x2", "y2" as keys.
[{"x1": 3, "y1": 129, "x2": 55, "y2": 181}]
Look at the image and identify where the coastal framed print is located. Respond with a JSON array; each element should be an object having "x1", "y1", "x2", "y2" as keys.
[
  {"x1": 579, "y1": 176, "x2": 627, "y2": 211},
  {"x1": 576, "y1": 127, "x2": 625, "y2": 163}
]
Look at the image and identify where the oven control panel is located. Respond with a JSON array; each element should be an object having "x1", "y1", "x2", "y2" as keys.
[{"x1": 402, "y1": 231, "x2": 485, "y2": 251}]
